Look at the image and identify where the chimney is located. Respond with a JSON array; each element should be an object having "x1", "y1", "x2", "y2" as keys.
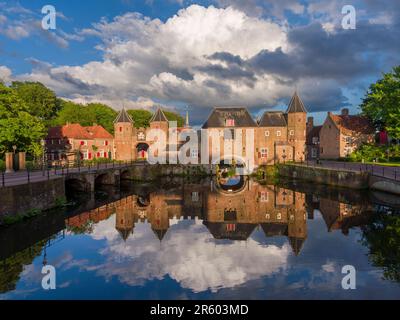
[{"x1": 341, "y1": 108, "x2": 349, "y2": 116}]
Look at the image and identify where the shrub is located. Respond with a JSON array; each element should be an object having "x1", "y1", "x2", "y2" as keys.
[{"x1": 349, "y1": 144, "x2": 400, "y2": 163}]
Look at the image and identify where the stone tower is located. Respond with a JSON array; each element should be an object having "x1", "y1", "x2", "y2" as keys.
[
  {"x1": 286, "y1": 92, "x2": 307, "y2": 162},
  {"x1": 149, "y1": 108, "x2": 169, "y2": 133},
  {"x1": 114, "y1": 108, "x2": 135, "y2": 161},
  {"x1": 287, "y1": 191, "x2": 307, "y2": 256},
  {"x1": 115, "y1": 200, "x2": 135, "y2": 241}
]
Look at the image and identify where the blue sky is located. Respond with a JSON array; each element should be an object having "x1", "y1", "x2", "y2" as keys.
[{"x1": 1, "y1": 0, "x2": 399, "y2": 125}]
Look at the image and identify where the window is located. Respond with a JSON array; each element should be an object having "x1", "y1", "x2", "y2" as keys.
[
  {"x1": 260, "y1": 191, "x2": 268, "y2": 202},
  {"x1": 225, "y1": 118, "x2": 235, "y2": 127},
  {"x1": 104, "y1": 152, "x2": 108, "y2": 158},
  {"x1": 345, "y1": 136, "x2": 352, "y2": 144},
  {"x1": 192, "y1": 192, "x2": 199, "y2": 202},
  {"x1": 103, "y1": 140, "x2": 108, "y2": 146},
  {"x1": 311, "y1": 148, "x2": 317, "y2": 158},
  {"x1": 290, "y1": 130, "x2": 294, "y2": 136},
  {"x1": 277, "y1": 213, "x2": 282, "y2": 220},
  {"x1": 119, "y1": 127, "x2": 122, "y2": 132},
  {"x1": 191, "y1": 149, "x2": 198, "y2": 158},
  {"x1": 224, "y1": 129, "x2": 235, "y2": 140},
  {"x1": 265, "y1": 130, "x2": 270, "y2": 137},
  {"x1": 83, "y1": 151, "x2": 88, "y2": 160},
  {"x1": 260, "y1": 148, "x2": 268, "y2": 158},
  {"x1": 276, "y1": 130, "x2": 281, "y2": 137},
  {"x1": 226, "y1": 224, "x2": 236, "y2": 232},
  {"x1": 137, "y1": 132, "x2": 145, "y2": 141},
  {"x1": 265, "y1": 213, "x2": 270, "y2": 220}
]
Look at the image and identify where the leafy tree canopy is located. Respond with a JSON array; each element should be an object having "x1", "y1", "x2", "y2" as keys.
[
  {"x1": 0, "y1": 83, "x2": 46, "y2": 157},
  {"x1": 52, "y1": 101, "x2": 117, "y2": 133},
  {"x1": 10, "y1": 81, "x2": 59, "y2": 121},
  {"x1": 164, "y1": 110, "x2": 184, "y2": 127},
  {"x1": 127, "y1": 109, "x2": 153, "y2": 128},
  {"x1": 361, "y1": 66, "x2": 400, "y2": 139}
]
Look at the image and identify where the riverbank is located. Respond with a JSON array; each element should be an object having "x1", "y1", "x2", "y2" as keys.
[
  {"x1": 0, "y1": 163, "x2": 214, "y2": 226},
  {"x1": 276, "y1": 163, "x2": 400, "y2": 195}
]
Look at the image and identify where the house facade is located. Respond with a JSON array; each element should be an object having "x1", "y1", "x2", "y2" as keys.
[
  {"x1": 46, "y1": 123, "x2": 114, "y2": 163},
  {"x1": 202, "y1": 92, "x2": 307, "y2": 166},
  {"x1": 319, "y1": 108, "x2": 375, "y2": 159},
  {"x1": 306, "y1": 116, "x2": 322, "y2": 160}
]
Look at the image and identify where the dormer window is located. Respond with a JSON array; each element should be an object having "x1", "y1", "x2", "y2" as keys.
[{"x1": 225, "y1": 118, "x2": 235, "y2": 127}]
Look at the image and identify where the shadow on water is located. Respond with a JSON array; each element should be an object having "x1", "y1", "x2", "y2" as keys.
[{"x1": 1, "y1": 176, "x2": 400, "y2": 297}]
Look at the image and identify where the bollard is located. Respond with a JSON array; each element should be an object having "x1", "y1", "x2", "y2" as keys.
[
  {"x1": 27, "y1": 169, "x2": 30, "y2": 183},
  {"x1": 2, "y1": 171, "x2": 5, "y2": 187}
]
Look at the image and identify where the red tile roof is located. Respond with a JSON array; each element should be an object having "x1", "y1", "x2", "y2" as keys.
[
  {"x1": 47, "y1": 124, "x2": 113, "y2": 140},
  {"x1": 85, "y1": 125, "x2": 113, "y2": 139},
  {"x1": 48, "y1": 124, "x2": 90, "y2": 139},
  {"x1": 330, "y1": 114, "x2": 375, "y2": 135}
]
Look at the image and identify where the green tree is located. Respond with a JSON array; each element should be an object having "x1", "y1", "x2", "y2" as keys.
[
  {"x1": 164, "y1": 110, "x2": 184, "y2": 127},
  {"x1": 362, "y1": 212, "x2": 400, "y2": 282},
  {"x1": 0, "y1": 84, "x2": 46, "y2": 157},
  {"x1": 51, "y1": 100, "x2": 90, "y2": 126},
  {"x1": 127, "y1": 109, "x2": 152, "y2": 128},
  {"x1": 86, "y1": 103, "x2": 117, "y2": 133},
  {"x1": 10, "y1": 81, "x2": 59, "y2": 121},
  {"x1": 52, "y1": 100, "x2": 117, "y2": 133},
  {"x1": 361, "y1": 66, "x2": 400, "y2": 139}
]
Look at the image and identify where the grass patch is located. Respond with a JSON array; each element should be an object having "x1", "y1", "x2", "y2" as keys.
[{"x1": 2, "y1": 208, "x2": 41, "y2": 226}]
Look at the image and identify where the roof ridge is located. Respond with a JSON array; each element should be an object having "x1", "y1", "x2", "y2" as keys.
[
  {"x1": 150, "y1": 108, "x2": 168, "y2": 122},
  {"x1": 114, "y1": 108, "x2": 134, "y2": 124}
]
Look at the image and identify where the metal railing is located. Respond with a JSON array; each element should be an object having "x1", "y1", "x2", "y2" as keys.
[
  {"x1": 297, "y1": 160, "x2": 400, "y2": 182},
  {"x1": 0, "y1": 160, "x2": 141, "y2": 188}
]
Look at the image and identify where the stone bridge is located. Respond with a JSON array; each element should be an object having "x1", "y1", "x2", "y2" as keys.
[{"x1": 64, "y1": 163, "x2": 214, "y2": 192}]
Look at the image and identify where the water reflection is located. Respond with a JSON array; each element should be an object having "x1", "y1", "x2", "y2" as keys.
[{"x1": 0, "y1": 178, "x2": 399, "y2": 298}]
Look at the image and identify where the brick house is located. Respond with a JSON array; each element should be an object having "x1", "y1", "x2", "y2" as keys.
[
  {"x1": 201, "y1": 91, "x2": 307, "y2": 166},
  {"x1": 306, "y1": 116, "x2": 322, "y2": 160},
  {"x1": 319, "y1": 108, "x2": 375, "y2": 159},
  {"x1": 46, "y1": 123, "x2": 114, "y2": 163}
]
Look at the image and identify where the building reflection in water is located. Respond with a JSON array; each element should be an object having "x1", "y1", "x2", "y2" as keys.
[{"x1": 64, "y1": 178, "x2": 374, "y2": 256}]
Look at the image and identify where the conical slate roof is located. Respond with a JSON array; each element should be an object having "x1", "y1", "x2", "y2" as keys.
[
  {"x1": 114, "y1": 108, "x2": 133, "y2": 123},
  {"x1": 150, "y1": 108, "x2": 168, "y2": 122},
  {"x1": 289, "y1": 237, "x2": 305, "y2": 256},
  {"x1": 116, "y1": 227, "x2": 133, "y2": 241},
  {"x1": 286, "y1": 92, "x2": 307, "y2": 113},
  {"x1": 152, "y1": 228, "x2": 168, "y2": 241}
]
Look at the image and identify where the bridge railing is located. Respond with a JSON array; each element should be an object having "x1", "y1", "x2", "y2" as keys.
[
  {"x1": 295, "y1": 160, "x2": 400, "y2": 182},
  {"x1": 0, "y1": 160, "x2": 141, "y2": 188}
]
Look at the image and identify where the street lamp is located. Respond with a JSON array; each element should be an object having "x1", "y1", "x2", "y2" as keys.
[
  {"x1": 41, "y1": 139, "x2": 46, "y2": 174},
  {"x1": 12, "y1": 145, "x2": 17, "y2": 154}
]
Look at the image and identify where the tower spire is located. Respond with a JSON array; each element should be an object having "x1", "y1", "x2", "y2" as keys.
[{"x1": 185, "y1": 106, "x2": 190, "y2": 128}]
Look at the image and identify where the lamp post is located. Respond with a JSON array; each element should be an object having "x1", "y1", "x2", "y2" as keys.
[
  {"x1": 12, "y1": 145, "x2": 17, "y2": 154},
  {"x1": 41, "y1": 139, "x2": 46, "y2": 175}
]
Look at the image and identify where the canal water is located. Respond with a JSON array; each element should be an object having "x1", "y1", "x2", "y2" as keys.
[{"x1": 1, "y1": 177, "x2": 400, "y2": 300}]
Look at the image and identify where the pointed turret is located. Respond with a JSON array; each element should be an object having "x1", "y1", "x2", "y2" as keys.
[
  {"x1": 152, "y1": 228, "x2": 168, "y2": 241},
  {"x1": 185, "y1": 109, "x2": 190, "y2": 128},
  {"x1": 289, "y1": 237, "x2": 305, "y2": 256},
  {"x1": 150, "y1": 108, "x2": 168, "y2": 122},
  {"x1": 116, "y1": 227, "x2": 133, "y2": 242},
  {"x1": 114, "y1": 108, "x2": 134, "y2": 123},
  {"x1": 287, "y1": 91, "x2": 307, "y2": 113}
]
